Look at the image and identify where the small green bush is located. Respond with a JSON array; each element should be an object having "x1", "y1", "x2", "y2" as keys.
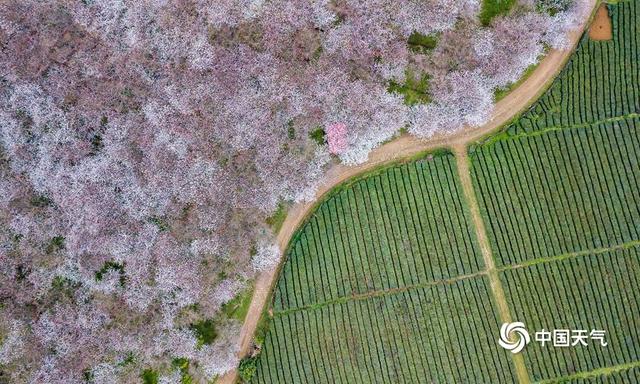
[
  {"x1": 309, "y1": 128, "x2": 326, "y2": 146},
  {"x1": 407, "y1": 31, "x2": 438, "y2": 53},
  {"x1": 388, "y1": 70, "x2": 431, "y2": 106},
  {"x1": 141, "y1": 369, "x2": 159, "y2": 384},
  {"x1": 45, "y1": 236, "x2": 65, "y2": 254},
  {"x1": 238, "y1": 356, "x2": 258, "y2": 383},
  {"x1": 190, "y1": 319, "x2": 218, "y2": 346}
]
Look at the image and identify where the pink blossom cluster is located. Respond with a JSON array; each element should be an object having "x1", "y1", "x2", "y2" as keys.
[{"x1": 326, "y1": 123, "x2": 348, "y2": 154}]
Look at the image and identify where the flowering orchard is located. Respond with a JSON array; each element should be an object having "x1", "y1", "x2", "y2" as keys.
[{"x1": 0, "y1": 0, "x2": 588, "y2": 382}]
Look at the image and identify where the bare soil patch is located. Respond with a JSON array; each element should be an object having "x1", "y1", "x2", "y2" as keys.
[{"x1": 589, "y1": 4, "x2": 613, "y2": 41}]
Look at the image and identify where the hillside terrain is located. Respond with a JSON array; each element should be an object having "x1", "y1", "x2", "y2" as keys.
[{"x1": 248, "y1": 2, "x2": 640, "y2": 383}]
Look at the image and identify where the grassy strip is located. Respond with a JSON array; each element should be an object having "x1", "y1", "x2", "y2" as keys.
[
  {"x1": 535, "y1": 360, "x2": 640, "y2": 383},
  {"x1": 494, "y1": 57, "x2": 544, "y2": 101},
  {"x1": 501, "y1": 239, "x2": 640, "y2": 272},
  {"x1": 477, "y1": 112, "x2": 640, "y2": 146}
]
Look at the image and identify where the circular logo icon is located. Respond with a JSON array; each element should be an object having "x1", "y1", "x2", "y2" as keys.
[{"x1": 498, "y1": 322, "x2": 530, "y2": 354}]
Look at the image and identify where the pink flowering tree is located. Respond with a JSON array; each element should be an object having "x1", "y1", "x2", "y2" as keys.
[{"x1": 326, "y1": 123, "x2": 348, "y2": 154}]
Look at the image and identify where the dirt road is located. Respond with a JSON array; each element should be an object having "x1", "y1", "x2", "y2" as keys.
[{"x1": 219, "y1": 4, "x2": 596, "y2": 382}]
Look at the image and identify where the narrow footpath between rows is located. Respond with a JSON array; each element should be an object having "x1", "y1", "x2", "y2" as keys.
[
  {"x1": 454, "y1": 146, "x2": 530, "y2": 383},
  {"x1": 219, "y1": 3, "x2": 597, "y2": 382}
]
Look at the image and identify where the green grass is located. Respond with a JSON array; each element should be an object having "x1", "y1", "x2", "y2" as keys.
[
  {"x1": 539, "y1": 363, "x2": 640, "y2": 383},
  {"x1": 30, "y1": 194, "x2": 53, "y2": 208},
  {"x1": 172, "y1": 358, "x2": 194, "y2": 384},
  {"x1": 141, "y1": 360, "x2": 195, "y2": 384},
  {"x1": 480, "y1": 0, "x2": 517, "y2": 25},
  {"x1": 94, "y1": 260, "x2": 126, "y2": 286},
  {"x1": 221, "y1": 284, "x2": 254, "y2": 322},
  {"x1": 266, "y1": 203, "x2": 288, "y2": 233},
  {"x1": 45, "y1": 235, "x2": 65, "y2": 254},
  {"x1": 253, "y1": 309, "x2": 272, "y2": 347},
  {"x1": 239, "y1": 356, "x2": 259, "y2": 383}
]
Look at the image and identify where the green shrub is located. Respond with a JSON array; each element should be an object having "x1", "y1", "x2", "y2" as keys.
[
  {"x1": 238, "y1": 356, "x2": 258, "y2": 383},
  {"x1": 171, "y1": 358, "x2": 193, "y2": 384},
  {"x1": 45, "y1": 236, "x2": 65, "y2": 254},
  {"x1": 309, "y1": 127, "x2": 326, "y2": 146},
  {"x1": 388, "y1": 70, "x2": 431, "y2": 105},
  {"x1": 141, "y1": 369, "x2": 158, "y2": 384},
  {"x1": 95, "y1": 260, "x2": 125, "y2": 286},
  {"x1": 407, "y1": 31, "x2": 438, "y2": 53},
  {"x1": 190, "y1": 319, "x2": 217, "y2": 346}
]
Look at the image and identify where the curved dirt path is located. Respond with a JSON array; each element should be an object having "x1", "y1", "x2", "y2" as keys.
[{"x1": 220, "y1": 4, "x2": 596, "y2": 382}]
